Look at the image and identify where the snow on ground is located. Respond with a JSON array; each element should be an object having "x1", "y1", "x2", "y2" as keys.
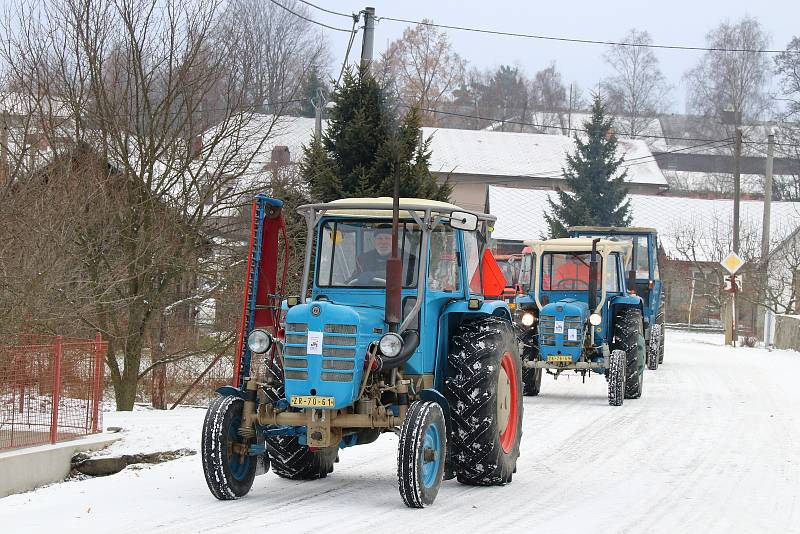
[{"x1": 1, "y1": 331, "x2": 799, "y2": 533}]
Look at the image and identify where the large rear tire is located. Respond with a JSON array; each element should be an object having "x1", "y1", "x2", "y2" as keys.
[
  {"x1": 201, "y1": 396, "x2": 257, "y2": 500},
  {"x1": 647, "y1": 324, "x2": 660, "y2": 371},
  {"x1": 445, "y1": 316, "x2": 523, "y2": 486},
  {"x1": 398, "y1": 401, "x2": 447, "y2": 508},
  {"x1": 614, "y1": 308, "x2": 645, "y2": 399}
]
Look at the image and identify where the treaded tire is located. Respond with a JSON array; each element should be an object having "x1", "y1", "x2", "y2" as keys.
[
  {"x1": 398, "y1": 401, "x2": 447, "y2": 508},
  {"x1": 445, "y1": 316, "x2": 523, "y2": 486},
  {"x1": 521, "y1": 346, "x2": 542, "y2": 396},
  {"x1": 647, "y1": 324, "x2": 660, "y2": 371},
  {"x1": 657, "y1": 303, "x2": 666, "y2": 364},
  {"x1": 202, "y1": 396, "x2": 256, "y2": 500},
  {"x1": 607, "y1": 349, "x2": 626, "y2": 406},
  {"x1": 614, "y1": 308, "x2": 645, "y2": 399},
  {"x1": 262, "y1": 358, "x2": 338, "y2": 480}
]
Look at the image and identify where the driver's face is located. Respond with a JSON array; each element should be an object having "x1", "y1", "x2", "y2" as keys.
[{"x1": 374, "y1": 232, "x2": 392, "y2": 256}]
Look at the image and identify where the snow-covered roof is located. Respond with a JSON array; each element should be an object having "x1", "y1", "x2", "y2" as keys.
[
  {"x1": 422, "y1": 127, "x2": 668, "y2": 187},
  {"x1": 488, "y1": 185, "x2": 800, "y2": 262}
]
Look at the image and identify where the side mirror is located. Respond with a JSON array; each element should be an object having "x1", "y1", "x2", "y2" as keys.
[{"x1": 449, "y1": 211, "x2": 478, "y2": 231}]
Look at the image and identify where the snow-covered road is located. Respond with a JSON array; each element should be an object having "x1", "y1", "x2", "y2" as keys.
[{"x1": 2, "y1": 331, "x2": 799, "y2": 533}]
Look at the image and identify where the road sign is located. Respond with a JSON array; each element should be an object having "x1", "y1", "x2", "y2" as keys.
[
  {"x1": 724, "y1": 274, "x2": 742, "y2": 293},
  {"x1": 720, "y1": 252, "x2": 745, "y2": 275}
]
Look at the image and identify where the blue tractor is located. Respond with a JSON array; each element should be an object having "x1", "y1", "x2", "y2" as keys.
[
  {"x1": 568, "y1": 226, "x2": 665, "y2": 370},
  {"x1": 513, "y1": 237, "x2": 647, "y2": 405},
  {"x1": 201, "y1": 196, "x2": 524, "y2": 508}
]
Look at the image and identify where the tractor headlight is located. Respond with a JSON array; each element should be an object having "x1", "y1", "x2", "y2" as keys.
[
  {"x1": 247, "y1": 329, "x2": 273, "y2": 354},
  {"x1": 521, "y1": 312, "x2": 535, "y2": 327},
  {"x1": 589, "y1": 313, "x2": 602, "y2": 326},
  {"x1": 378, "y1": 332, "x2": 403, "y2": 358}
]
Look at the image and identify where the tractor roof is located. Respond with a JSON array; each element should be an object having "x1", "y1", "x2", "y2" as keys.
[
  {"x1": 568, "y1": 225, "x2": 658, "y2": 235},
  {"x1": 524, "y1": 237, "x2": 633, "y2": 257},
  {"x1": 298, "y1": 197, "x2": 496, "y2": 222}
]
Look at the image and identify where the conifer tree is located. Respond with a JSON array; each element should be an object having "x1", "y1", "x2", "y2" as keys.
[
  {"x1": 545, "y1": 95, "x2": 632, "y2": 237},
  {"x1": 301, "y1": 66, "x2": 449, "y2": 202}
]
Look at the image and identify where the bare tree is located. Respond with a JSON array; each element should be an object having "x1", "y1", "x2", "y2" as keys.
[
  {"x1": 380, "y1": 20, "x2": 466, "y2": 126},
  {"x1": 528, "y1": 63, "x2": 568, "y2": 133},
  {"x1": 684, "y1": 17, "x2": 773, "y2": 128},
  {"x1": 0, "y1": 0, "x2": 317, "y2": 409},
  {"x1": 773, "y1": 37, "x2": 800, "y2": 201},
  {"x1": 602, "y1": 29, "x2": 671, "y2": 138},
  {"x1": 216, "y1": 0, "x2": 330, "y2": 115}
]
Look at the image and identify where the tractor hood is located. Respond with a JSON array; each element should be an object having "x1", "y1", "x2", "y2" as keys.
[
  {"x1": 283, "y1": 301, "x2": 384, "y2": 409},
  {"x1": 538, "y1": 298, "x2": 589, "y2": 362}
]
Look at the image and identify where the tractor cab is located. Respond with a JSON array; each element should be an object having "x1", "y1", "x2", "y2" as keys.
[{"x1": 568, "y1": 226, "x2": 665, "y2": 369}]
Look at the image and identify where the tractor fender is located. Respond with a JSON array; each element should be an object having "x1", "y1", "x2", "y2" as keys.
[
  {"x1": 440, "y1": 299, "x2": 513, "y2": 322},
  {"x1": 608, "y1": 295, "x2": 646, "y2": 336},
  {"x1": 419, "y1": 388, "x2": 452, "y2": 435},
  {"x1": 215, "y1": 385, "x2": 246, "y2": 399}
]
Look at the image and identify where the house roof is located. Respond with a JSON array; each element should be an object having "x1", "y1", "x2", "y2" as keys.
[
  {"x1": 488, "y1": 185, "x2": 800, "y2": 262},
  {"x1": 421, "y1": 126, "x2": 668, "y2": 187}
]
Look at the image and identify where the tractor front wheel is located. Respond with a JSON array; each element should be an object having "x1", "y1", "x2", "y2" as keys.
[
  {"x1": 201, "y1": 396, "x2": 257, "y2": 500},
  {"x1": 522, "y1": 347, "x2": 542, "y2": 396},
  {"x1": 398, "y1": 401, "x2": 447, "y2": 508},
  {"x1": 445, "y1": 316, "x2": 523, "y2": 486},
  {"x1": 607, "y1": 349, "x2": 626, "y2": 406}
]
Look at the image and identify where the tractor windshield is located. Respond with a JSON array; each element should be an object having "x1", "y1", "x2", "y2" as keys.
[
  {"x1": 579, "y1": 234, "x2": 650, "y2": 279},
  {"x1": 316, "y1": 220, "x2": 422, "y2": 288},
  {"x1": 541, "y1": 252, "x2": 620, "y2": 292}
]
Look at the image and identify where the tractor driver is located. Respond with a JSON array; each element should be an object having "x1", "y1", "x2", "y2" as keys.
[{"x1": 355, "y1": 225, "x2": 417, "y2": 285}]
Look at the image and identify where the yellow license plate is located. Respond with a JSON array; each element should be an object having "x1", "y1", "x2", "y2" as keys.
[
  {"x1": 290, "y1": 395, "x2": 335, "y2": 408},
  {"x1": 547, "y1": 355, "x2": 573, "y2": 363}
]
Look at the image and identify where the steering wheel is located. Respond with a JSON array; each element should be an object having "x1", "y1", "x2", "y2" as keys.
[
  {"x1": 554, "y1": 277, "x2": 590, "y2": 290},
  {"x1": 346, "y1": 271, "x2": 387, "y2": 286}
]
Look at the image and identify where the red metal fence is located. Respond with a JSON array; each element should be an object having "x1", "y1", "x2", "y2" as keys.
[{"x1": 0, "y1": 334, "x2": 106, "y2": 451}]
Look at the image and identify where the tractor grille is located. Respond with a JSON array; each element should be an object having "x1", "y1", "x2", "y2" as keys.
[
  {"x1": 563, "y1": 316, "x2": 585, "y2": 347},
  {"x1": 539, "y1": 315, "x2": 584, "y2": 346},
  {"x1": 283, "y1": 323, "x2": 358, "y2": 382},
  {"x1": 539, "y1": 315, "x2": 556, "y2": 346}
]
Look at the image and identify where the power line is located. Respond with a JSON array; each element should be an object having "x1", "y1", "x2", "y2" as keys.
[
  {"x1": 296, "y1": 0, "x2": 353, "y2": 19},
  {"x1": 375, "y1": 15, "x2": 785, "y2": 54},
  {"x1": 267, "y1": 0, "x2": 354, "y2": 32},
  {"x1": 335, "y1": 17, "x2": 360, "y2": 89},
  {"x1": 407, "y1": 105, "x2": 736, "y2": 144}
]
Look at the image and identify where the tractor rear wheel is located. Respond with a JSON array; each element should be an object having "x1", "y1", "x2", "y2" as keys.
[
  {"x1": 445, "y1": 316, "x2": 523, "y2": 486},
  {"x1": 263, "y1": 357, "x2": 339, "y2": 480},
  {"x1": 607, "y1": 350, "x2": 626, "y2": 406},
  {"x1": 398, "y1": 401, "x2": 447, "y2": 508},
  {"x1": 201, "y1": 396, "x2": 257, "y2": 500},
  {"x1": 614, "y1": 308, "x2": 645, "y2": 399}
]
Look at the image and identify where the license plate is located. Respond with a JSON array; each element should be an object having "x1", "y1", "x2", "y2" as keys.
[
  {"x1": 290, "y1": 395, "x2": 335, "y2": 408},
  {"x1": 547, "y1": 355, "x2": 572, "y2": 363}
]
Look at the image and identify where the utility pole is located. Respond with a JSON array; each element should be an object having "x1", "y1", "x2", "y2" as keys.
[
  {"x1": 761, "y1": 129, "x2": 775, "y2": 345},
  {"x1": 732, "y1": 128, "x2": 742, "y2": 254},
  {"x1": 313, "y1": 87, "x2": 325, "y2": 143},
  {"x1": 360, "y1": 7, "x2": 375, "y2": 69},
  {"x1": 761, "y1": 129, "x2": 774, "y2": 259},
  {"x1": 730, "y1": 127, "x2": 742, "y2": 346}
]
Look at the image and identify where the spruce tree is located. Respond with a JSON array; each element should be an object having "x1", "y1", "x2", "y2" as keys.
[
  {"x1": 544, "y1": 95, "x2": 632, "y2": 237},
  {"x1": 301, "y1": 66, "x2": 449, "y2": 202}
]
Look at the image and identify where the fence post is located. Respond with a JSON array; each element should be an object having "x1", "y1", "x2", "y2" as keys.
[
  {"x1": 92, "y1": 332, "x2": 104, "y2": 433},
  {"x1": 50, "y1": 335, "x2": 63, "y2": 444}
]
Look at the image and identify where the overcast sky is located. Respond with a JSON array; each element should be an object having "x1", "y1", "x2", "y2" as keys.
[{"x1": 314, "y1": 0, "x2": 799, "y2": 113}]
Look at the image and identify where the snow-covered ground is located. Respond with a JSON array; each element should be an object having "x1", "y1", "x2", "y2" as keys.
[{"x1": 2, "y1": 330, "x2": 799, "y2": 533}]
